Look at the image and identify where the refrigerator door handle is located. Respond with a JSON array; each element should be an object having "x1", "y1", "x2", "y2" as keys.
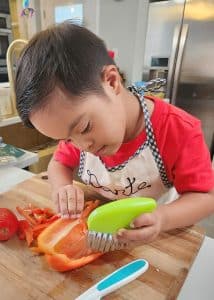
[
  {"x1": 171, "y1": 24, "x2": 189, "y2": 105},
  {"x1": 166, "y1": 25, "x2": 181, "y2": 100}
]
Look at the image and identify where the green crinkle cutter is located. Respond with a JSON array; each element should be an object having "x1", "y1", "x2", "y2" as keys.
[{"x1": 86, "y1": 197, "x2": 157, "y2": 252}]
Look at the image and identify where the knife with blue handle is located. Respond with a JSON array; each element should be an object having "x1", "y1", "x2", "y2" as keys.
[{"x1": 75, "y1": 259, "x2": 149, "y2": 300}]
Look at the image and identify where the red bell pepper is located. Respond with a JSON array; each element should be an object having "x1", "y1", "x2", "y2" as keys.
[{"x1": 17, "y1": 200, "x2": 103, "y2": 271}]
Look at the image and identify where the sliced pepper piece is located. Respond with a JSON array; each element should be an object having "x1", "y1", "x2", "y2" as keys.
[
  {"x1": 45, "y1": 252, "x2": 102, "y2": 272},
  {"x1": 37, "y1": 218, "x2": 81, "y2": 255},
  {"x1": 17, "y1": 200, "x2": 102, "y2": 272},
  {"x1": 17, "y1": 220, "x2": 34, "y2": 246}
]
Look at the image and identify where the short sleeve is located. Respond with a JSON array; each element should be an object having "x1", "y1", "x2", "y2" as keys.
[
  {"x1": 172, "y1": 122, "x2": 214, "y2": 193},
  {"x1": 53, "y1": 140, "x2": 80, "y2": 169}
]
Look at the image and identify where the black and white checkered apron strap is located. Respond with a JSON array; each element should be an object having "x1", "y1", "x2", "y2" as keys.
[{"x1": 128, "y1": 85, "x2": 172, "y2": 188}]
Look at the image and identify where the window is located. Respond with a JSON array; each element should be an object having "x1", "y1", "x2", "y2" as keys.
[{"x1": 55, "y1": 4, "x2": 83, "y2": 25}]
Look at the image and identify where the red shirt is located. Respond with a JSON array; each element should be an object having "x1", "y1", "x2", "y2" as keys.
[{"x1": 54, "y1": 96, "x2": 214, "y2": 194}]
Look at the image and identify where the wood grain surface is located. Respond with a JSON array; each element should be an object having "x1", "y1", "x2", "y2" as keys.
[{"x1": 0, "y1": 174, "x2": 205, "y2": 300}]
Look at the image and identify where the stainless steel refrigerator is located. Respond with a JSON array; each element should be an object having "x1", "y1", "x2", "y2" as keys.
[{"x1": 142, "y1": 0, "x2": 214, "y2": 157}]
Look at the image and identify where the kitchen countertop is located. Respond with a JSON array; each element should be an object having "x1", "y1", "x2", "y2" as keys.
[
  {"x1": 0, "y1": 166, "x2": 34, "y2": 193},
  {"x1": 0, "y1": 166, "x2": 214, "y2": 299}
]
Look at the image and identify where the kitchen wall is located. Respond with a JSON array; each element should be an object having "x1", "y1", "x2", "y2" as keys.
[{"x1": 98, "y1": 0, "x2": 149, "y2": 84}]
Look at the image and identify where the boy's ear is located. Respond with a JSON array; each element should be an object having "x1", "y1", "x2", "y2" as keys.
[{"x1": 101, "y1": 65, "x2": 122, "y2": 95}]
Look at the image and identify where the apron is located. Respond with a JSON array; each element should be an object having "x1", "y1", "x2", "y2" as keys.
[{"x1": 78, "y1": 86, "x2": 178, "y2": 203}]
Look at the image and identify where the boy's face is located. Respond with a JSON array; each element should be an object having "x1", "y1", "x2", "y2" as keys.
[{"x1": 30, "y1": 83, "x2": 127, "y2": 156}]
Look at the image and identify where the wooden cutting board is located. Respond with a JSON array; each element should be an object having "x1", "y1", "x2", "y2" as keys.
[{"x1": 0, "y1": 174, "x2": 205, "y2": 300}]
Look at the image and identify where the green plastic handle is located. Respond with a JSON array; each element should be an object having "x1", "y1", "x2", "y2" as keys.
[{"x1": 87, "y1": 197, "x2": 157, "y2": 234}]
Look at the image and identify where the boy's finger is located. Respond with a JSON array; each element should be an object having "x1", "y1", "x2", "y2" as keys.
[
  {"x1": 52, "y1": 192, "x2": 60, "y2": 214},
  {"x1": 58, "y1": 189, "x2": 69, "y2": 218},
  {"x1": 75, "y1": 188, "x2": 84, "y2": 215},
  {"x1": 66, "y1": 188, "x2": 77, "y2": 217},
  {"x1": 117, "y1": 226, "x2": 156, "y2": 243},
  {"x1": 130, "y1": 213, "x2": 155, "y2": 228}
]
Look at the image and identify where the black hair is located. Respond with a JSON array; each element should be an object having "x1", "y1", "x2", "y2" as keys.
[{"x1": 15, "y1": 21, "x2": 115, "y2": 128}]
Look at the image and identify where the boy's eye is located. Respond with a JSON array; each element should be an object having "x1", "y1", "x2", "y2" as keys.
[{"x1": 81, "y1": 122, "x2": 91, "y2": 134}]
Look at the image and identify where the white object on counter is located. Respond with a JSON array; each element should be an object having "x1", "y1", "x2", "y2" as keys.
[
  {"x1": 0, "y1": 166, "x2": 34, "y2": 193},
  {"x1": 0, "y1": 83, "x2": 13, "y2": 118},
  {"x1": 0, "y1": 115, "x2": 21, "y2": 127},
  {"x1": 0, "y1": 82, "x2": 21, "y2": 127}
]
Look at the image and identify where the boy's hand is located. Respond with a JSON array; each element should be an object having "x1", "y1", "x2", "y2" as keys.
[
  {"x1": 116, "y1": 210, "x2": 164, "y2": 244},
  {"x1": 52, "y1": 184, "x2": 84, "y2": 219}
]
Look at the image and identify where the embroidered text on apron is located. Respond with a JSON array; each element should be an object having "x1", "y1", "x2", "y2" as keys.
[{"x1": 78, "y1": 87, "x2": 174, "y2": 202}]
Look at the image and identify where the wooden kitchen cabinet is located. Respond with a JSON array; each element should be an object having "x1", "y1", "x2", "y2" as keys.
[
  {"x1": 0, "y1": 122, "x2": 51, "y2": 149},
  {"x1": 0, "y1": 122, "x2": 57, "y2": 173}
]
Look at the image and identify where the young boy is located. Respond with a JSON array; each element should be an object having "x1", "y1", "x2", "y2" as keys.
[{"x1": 15, "y1": 21, "x2": 214, "y2": 244}]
